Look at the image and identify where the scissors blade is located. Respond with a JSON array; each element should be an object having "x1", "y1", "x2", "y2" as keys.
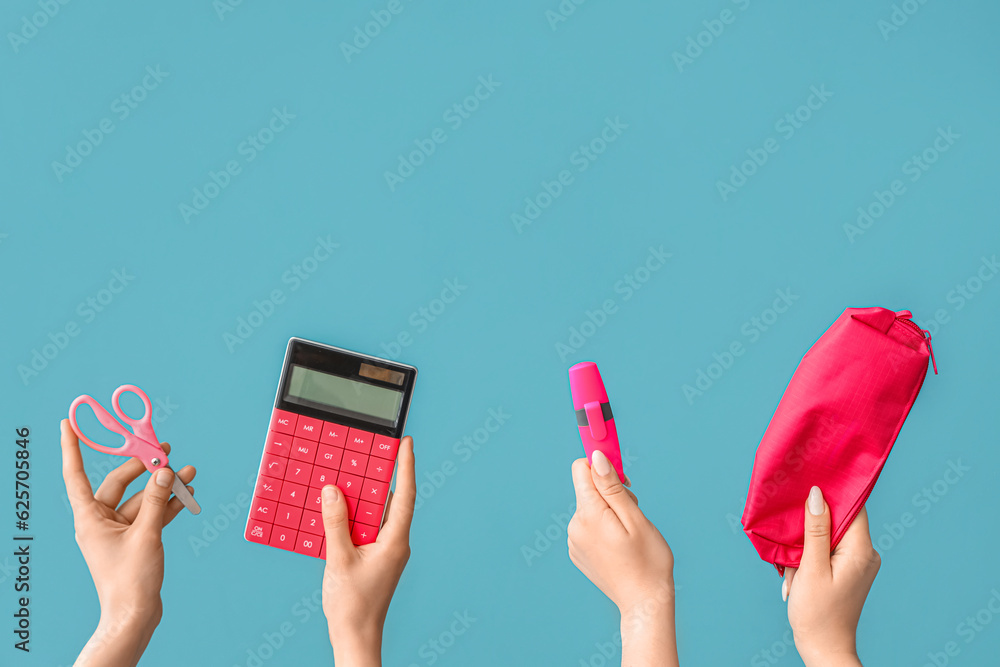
[{"x1": 168, "y1": 469, "x2": 201, "y2": 515}]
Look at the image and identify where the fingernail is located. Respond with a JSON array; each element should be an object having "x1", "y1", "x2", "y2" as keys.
[
  {"x1": 155, "y1": 469, "x2": 173, "y2": 488},
  {"x1": 623, "y1": 474, "x2": 632, "y2": 488},
  {"x1": 591, "y1": 450, "x2": 612, "y2": 476},
  {"x1": 808, "y1": 486, "x2": 824, "y2": 516},
  {"x1": 781, "y1": 578, "x2": 789, "y2": 602},
  {"x1": 322, "y1": 485, "x2": 338, "y2": 504}
]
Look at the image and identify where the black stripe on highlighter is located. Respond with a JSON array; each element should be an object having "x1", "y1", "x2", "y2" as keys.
[{"x1": 575, "y1": 402, "x2": 613, "y2": 426}]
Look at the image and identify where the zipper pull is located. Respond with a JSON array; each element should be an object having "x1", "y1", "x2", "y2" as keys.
[{"x1": 921, "y1": 328, "x2": 938, "y2": 375}]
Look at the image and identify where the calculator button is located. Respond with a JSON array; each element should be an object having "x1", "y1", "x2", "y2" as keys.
[
  {"x1": 254, "y1": 477, "x2": 281, "y2": 501},
  {"x1": 341, "y1": 453, "x2": 369, "y2": 477},
  {"x1": 279, "y1": 480, "x2": 308, "y2": 507},
  {"x1": 245, "y1": 519, "x2": 272, "y2": 545},
  {"x1": 251, "y1": 497, "x2": 276, "y2": 522},
  {"x1": 275, "y1": 503, "x2": 303, "y2": 529},
  {"x1": 345, "y1": 494, "x2": 359, "y2": 522},
  {"x1": 346, "y1": 428, "x2": 373, "y2": 454},
  {"x1": 299, "y1": 510, "x2": 324, "y2": 536},
  {"x1": 296, "y1": 415, "x2": 323, "y2": 441},
  {"x1": 363, "y1": 479, "x2": 389, "y2": 504},
  {"x1": 336, "y1": 472, "x2": 363, "y2": 498},
  {"x1": 306, "y1": 487, "x2": 323, "y2": 512},
  {"x1": 260, "y1": 453, "x2": 287, "y2": 479},
  {"x1": 269, "y1": 525, "x2": 296, "y2": 551},
  {"x1": 270, "y1": 409, "x2": 298, "y2": 435},
  {"x1": 311, "y1": 466, "x2": 338, "y2": 488},
  {"x1": 321, "y1": 422, "x2": 348, "y2": 447},
  {"x1": 290, "y1": 437, "x2": 317, "y2": 463},
  {"x1": 371, "y1": 435, "x2": 399, "y2": 460},
  {"x1": 286, "y1": 462, "x2": 313, "y2": 486},
  {"x1": 319, "y1": 538, "x2": 326, "y2": 560},
  {"x1": 315, "y1": 444, "x2": 344, "y2": 470},
  {"x1": 265, "y1": 431, "x2": 292, "y2": 457},
  {"x1": 356, "y1": 501, "x2": 384, "y2": 527},
  {"x1": 365, "y1": 457, "x2": 393, "y2": 482},
  {"x1": 352, "y1": 522, "x2": 378, "y2": 545},
  {"x1": 294, "y1": 532, "x2": 323, "y2": 558}
]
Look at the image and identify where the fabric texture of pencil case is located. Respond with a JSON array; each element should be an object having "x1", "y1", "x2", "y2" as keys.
[{"x1": 741, "y1": 307, "x2": 936, "y2": 575}]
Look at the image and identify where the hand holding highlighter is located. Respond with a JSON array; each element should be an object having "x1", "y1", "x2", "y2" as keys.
[{"x1": 569, "y1": 362, "x2": 625, "y2": 483}]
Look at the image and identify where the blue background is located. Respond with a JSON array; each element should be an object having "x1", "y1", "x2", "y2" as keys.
[{"x1": 2, "y1": 1, "x2": 999, "y2": 665}]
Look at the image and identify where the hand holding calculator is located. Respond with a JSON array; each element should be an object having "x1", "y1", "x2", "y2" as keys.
[{"x1": 245, "y1": 338, "x2": 417, "y2": 558}]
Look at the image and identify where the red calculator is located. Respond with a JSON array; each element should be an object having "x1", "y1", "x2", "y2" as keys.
[{"x1": 245, "y1": 338, "x2": 417, "y2": 558}]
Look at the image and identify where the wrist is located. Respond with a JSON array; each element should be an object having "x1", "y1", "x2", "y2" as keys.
[
  {"x1": 330, "y1": 626, "x2": 382, "y2": 667},
  {"x1": 797, "y1": 645, "x2": 862, "y2": 667}
]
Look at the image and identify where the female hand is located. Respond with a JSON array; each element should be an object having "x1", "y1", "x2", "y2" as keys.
[
  {"x1": 60, "y1": 419, "x2": 197, "y2": 667},
  {"x1": 567, "y1": 450, "x2": 679, "y2": 667},
  {"x1": 320, "y1": 436, "x2": 416, "y2": 667},
  {"x1": 783, "y1": 486, "x2": 880, "y2": 667}
]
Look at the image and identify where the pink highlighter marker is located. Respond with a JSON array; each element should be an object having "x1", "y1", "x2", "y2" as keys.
[{"x1": 569, "y1": 361, "x2": 625, "y2": 483}]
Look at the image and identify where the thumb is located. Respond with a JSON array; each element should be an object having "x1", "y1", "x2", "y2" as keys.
[
  {"x1": 590, "y1": 450, "x2": 639, "y2": 529},
  {"x1": 134, "y1": 468, "x2": 174, "y2": 536},
  {"x1": 320, "y1": 485, "x2": 355, "y2": 561},
  {"x1": 800, "y1": 485, "x2": 832, "y2": 577}
]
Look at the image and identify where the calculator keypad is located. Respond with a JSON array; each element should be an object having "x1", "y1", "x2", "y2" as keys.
[{"x1": 245, "y1": 408, "x2": 399, "y2": 559}]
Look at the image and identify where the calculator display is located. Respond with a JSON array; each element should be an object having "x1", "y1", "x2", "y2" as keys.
[{"x1": 285, "y1": 365, "x2": 402, "y2": 423}]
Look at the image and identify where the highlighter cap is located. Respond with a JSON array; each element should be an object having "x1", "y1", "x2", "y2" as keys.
[{"x1": 569, "y1": 361, "x2": 609, "y2": 410}]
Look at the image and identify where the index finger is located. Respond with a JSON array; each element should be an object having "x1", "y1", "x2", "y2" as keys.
[
  {"x1": 60, "y1": 419, "x2": 95, "y2": 514},
  {"x1": 378, "y1": 436, "x2": 415, "y2": 544},
  {"x1": 571, "y1": 458, "x2": 606, "y2": 512}
]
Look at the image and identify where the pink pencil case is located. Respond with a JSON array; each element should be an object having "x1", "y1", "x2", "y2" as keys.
[{"x1": 741, "y1": 307, "x2": 936, "y2": 574}]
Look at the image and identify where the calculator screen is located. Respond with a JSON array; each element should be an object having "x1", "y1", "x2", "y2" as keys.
[{"x1": 284, "y1": 365, "x2": 403, "y2": 424}]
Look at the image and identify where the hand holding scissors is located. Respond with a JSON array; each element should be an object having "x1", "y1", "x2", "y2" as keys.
[
  {"x1": 62, "y1": 386, "x2": 199, "y2": 667},
  {"x1": 69, "y1": 384, "x2": 200, "y2": 515}
]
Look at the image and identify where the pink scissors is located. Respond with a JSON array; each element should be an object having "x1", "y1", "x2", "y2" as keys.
[{"x1": 68, "y1": 384, "x2": 201, "y2": 515}]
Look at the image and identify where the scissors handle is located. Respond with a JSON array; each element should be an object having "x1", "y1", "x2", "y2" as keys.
[
  {"x1": 111, "y1": 385, "x2": 159, "y2": 445},
  {"x1": 68, "y1": 394, "x2": 168, "y2": 472}
]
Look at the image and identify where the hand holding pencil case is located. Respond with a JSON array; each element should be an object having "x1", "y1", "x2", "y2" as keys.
[{"x1": 741, "y1": 307, "x2": 936, "y2": 574}]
